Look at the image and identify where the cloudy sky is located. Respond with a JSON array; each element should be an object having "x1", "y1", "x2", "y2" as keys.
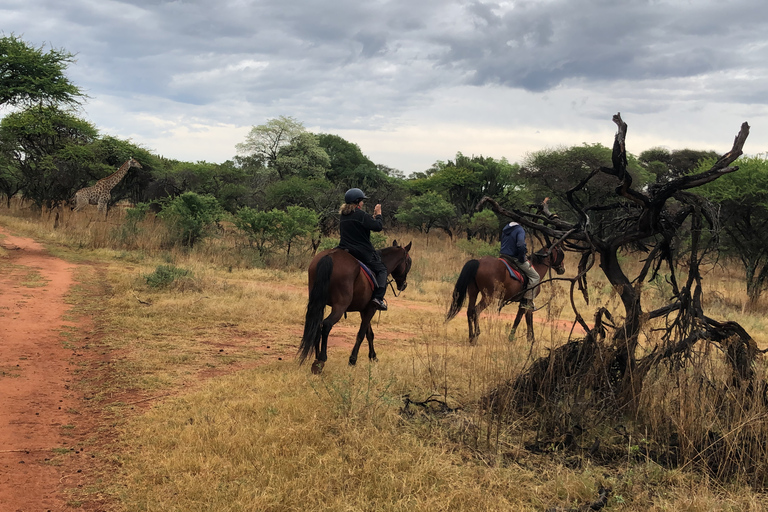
[{"x1": 3, "y1": 0, "x2": 768, "y2": 174}]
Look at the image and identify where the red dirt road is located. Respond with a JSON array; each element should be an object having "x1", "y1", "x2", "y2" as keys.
[{"x1": 0, "y1": 228, "x2": 90, "y2": 512}]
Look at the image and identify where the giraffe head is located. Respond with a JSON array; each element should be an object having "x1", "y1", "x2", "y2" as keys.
[{"x1": 129, "y1": 157, "x2": 143, "y2": 169}]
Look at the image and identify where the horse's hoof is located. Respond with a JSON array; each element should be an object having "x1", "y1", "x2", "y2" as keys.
[
  {"x1": 311, "y1": 360, "x2": 324, "y2": 374},
  {"x1": 369, "y1": 356, "x2": 378, "y2": 363},
  {"x1": 348, "y1": 357, "x2": 357, "y2": 366}
]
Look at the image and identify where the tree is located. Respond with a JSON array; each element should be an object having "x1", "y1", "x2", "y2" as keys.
[
  {"x1": 0, "y1": 105, "x2": 99, "y2": 209},
  {"x1": 0, "y1": 35, "x2": 84, "y2": 108},
  {"x1": 273, "y1": 132, "x2": 330, "y2": 179},
  {"x1": 481, "y1": 114, "x2": 755, "y2": 409},
  {"x1": 158, "y1": 192, "x2": 222, "y2": 247},
  {"x1": 698, "y1": 155, "x2": 768, "y2": 309},
  {"x1": 639, "y1": 147, "x2": 719, "y2": 182},
  {"x1": 235, "y1": 116, "x2": 305, "y2": 174},
  {"x1": 316, "y1": 133, "x2": 387, "y2": 188},
  {"x1": 395, "y1": 191, "x2": 456, "y2": 235}
]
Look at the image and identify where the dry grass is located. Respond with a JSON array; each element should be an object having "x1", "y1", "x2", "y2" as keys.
[{"x1": 1, "y1": 200, "x2": 767, "y2": 511}]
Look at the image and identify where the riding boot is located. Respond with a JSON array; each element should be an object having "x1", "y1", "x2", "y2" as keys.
[{"x1": 371, "y1": 258, "x2": 388, "y2": 311}]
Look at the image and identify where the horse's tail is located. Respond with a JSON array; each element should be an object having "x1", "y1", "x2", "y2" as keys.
[
  {"x1": 298, "y1": 254, "x2": 333, "y2": 364},
  {"x1": 446, "y1": 259, "x2": 480, "y2": 322}
]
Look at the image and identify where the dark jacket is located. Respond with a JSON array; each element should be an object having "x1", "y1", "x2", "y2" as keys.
[
  {"x1": 500, "y1": 222, "x2": 527, "y2": 263},
  {"x1": 338, "y1": 207, "x2": 383, "y2": 260}
]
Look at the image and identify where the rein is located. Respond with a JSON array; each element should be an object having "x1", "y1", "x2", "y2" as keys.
[{"x1": 386, "y1": 252, "x2": 410, "y2": 297}]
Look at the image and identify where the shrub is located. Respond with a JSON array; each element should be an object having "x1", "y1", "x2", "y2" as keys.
[
  {"x1": 158, "y1": 192, "x2": 222, "y2": 247},
  {"x1": 144, "y1": 264, "x2": 192, "y2": 289}
]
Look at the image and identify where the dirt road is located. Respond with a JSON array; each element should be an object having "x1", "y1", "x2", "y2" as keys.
[{"x1": 0, "y1": 228, "x2": 96, "y2": 512}]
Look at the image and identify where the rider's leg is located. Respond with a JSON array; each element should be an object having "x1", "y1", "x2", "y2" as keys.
[{"x1": 519, "y1": 260, "x2": 539, "y2": 309}]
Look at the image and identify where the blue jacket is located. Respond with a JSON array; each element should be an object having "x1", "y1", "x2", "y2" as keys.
[{"x1": 500, "y1": 222, "x2": 527, "y2": 263}]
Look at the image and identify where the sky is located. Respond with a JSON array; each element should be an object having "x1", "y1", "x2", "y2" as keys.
[{"x1": 3, "y1": 0, "x2": 768, "y2": 175}]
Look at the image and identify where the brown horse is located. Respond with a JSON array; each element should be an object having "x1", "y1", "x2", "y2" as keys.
[
  {"x1": 445, "y1": 246, "x2": 565, "y2": 344},
  {"x1": 298, "y1": 241, "x2": 413, "y2": 374}
]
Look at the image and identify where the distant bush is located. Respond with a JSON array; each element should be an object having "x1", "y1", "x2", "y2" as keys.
[
  {"x1": 144, "y1": 264, "x2": 192, "y2": 289},
  {"x1": 455, "y1": 238, "x2": 500, "y2": 258},
  {"x1": 158, "y1": 192, "x2": 222, "y2": 247}
]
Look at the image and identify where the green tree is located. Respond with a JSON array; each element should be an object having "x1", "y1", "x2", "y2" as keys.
[
  {"x1": 235, "y1": 116, "x2": 305, "y2": 175},
  {"x1": 639, "y1": 147, "x2": 719, "y2": 182},
  {"x1": 0, "y1": 35, "x2": 84, "y2": 108},
  {"x1": 466, "y1": 209, "x2": 500, "y2": 242},
  {"x1": 316, "y1": 133, "x2": 386, "y2": 188},
  {"x1": 395, "y1": 191, "x2": 456, "y2": 235},
  {"x1": 698, "y1": 155, "x2": 768, "y2": 309},
  {"x1": 279, "y1": 206, "x2": 319, "y2": 260},
  {"x1": 0, "y1": 105, "x2": 99, "y2": 209},
  {"x1": 274, "y1": 132, "x2": 330, "y2": 179},
  {"x1": 234, "y1": 206, "x2": 285, "y2": 256},
  {"x1": 158, "y1": 192, "x2": 222, "y2": 247}
]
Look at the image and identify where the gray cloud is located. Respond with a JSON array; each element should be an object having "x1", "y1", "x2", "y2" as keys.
[{"x1": 3, "y1": 0, "x2": 768, "y2": 170}]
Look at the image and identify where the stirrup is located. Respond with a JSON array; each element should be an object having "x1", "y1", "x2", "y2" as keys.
[{"x1": 520, "y1": 299, "x2": 535, "y2": 311}]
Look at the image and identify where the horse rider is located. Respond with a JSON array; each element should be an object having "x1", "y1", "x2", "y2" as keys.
[
  {"x1": 500, "y1": 221, "x2": 539, "y2": 310},
  {"x1": 338, "y1": 188, "x2": 389, "y2": 311}
]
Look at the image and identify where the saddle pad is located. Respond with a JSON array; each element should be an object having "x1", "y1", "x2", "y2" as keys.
[
  {"x1": 358, "y1": 260, "x2": 376, "y2": 291},
  {"x1": 499, "y1": 258, "x2": 524, "y2": 283}
]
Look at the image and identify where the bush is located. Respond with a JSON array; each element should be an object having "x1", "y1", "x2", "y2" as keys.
[
  {"x1": 144, "y1": 264, "x2": 192, "y2": 289},
  {"x1": 158, "y1": 192, "x2": 222, "y2": 247},
  {"x1": 455, "y1": 238, "x2": 500, "y2": 257}
]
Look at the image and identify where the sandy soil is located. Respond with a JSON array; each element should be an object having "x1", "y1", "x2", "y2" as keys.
[{"x1": 0, "y1": 228, "x2": 97, "y2": 512}]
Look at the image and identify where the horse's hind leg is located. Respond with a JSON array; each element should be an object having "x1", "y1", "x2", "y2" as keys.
[
  {"x1": 469, "y1": 290, "x2": 491, "y2": 345},
  {"x1": 312, "y1": 308, "x2": 343, "y2": 374},
  {"x1": 349, "y1": 308, "x2": 376, "y2": 366},
  {"x1": 524, "y1": 309, "x2": 535, "y2": 344},
  {"x1": 366, "y1": 325, "x2": 377, "y2": 362}
]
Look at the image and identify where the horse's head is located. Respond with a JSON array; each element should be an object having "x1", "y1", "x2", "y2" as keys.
[
  {"x1": 547, "y1": 246, "x2": 566, "y2": 275},
  {"x1": 534, "y1": 245, "x2": 565, "y2": 275},
  {"x1": 388, "y1": 240, "x2": 413, "y2": 292}
]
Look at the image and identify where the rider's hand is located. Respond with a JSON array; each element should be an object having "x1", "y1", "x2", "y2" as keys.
[{"x1": 374, "y1": 204, "x2": 382, "y2": 216}]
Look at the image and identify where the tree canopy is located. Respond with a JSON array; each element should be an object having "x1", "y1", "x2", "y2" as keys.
[{"x1": 0, "y1": 35, "x2": 84, "y2": 108}]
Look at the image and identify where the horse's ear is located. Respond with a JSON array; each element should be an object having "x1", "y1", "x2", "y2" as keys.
[
  {"x1": 404, "y1": 241, "x2": 412, "y2": 252},
  {"x1": 392, "y1": 240, "x2": 399, "y2": 247}
]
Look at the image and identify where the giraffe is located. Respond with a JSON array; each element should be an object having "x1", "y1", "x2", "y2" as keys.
[{"x1": 72, "y1": 157, "x2": 142, "y2": 214}]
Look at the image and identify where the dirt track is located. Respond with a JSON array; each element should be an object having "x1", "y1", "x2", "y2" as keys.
[{"x1": 0, "y1": 228, "x2": 95, "y2": 512}]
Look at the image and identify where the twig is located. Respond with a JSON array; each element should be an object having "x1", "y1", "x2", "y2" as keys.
[{"x1": 132, "y1": 292, "x2": 152, "y2": 305}]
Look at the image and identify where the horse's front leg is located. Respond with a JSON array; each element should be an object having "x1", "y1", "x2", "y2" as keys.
[
  {"x1": 509, "y1": 305, "x2": 525, "y2": 342},
  {"x1": 349, "y1": 308, "x2": 376, "y2": 366},
  {"x1": 365, "y1": 325, "x2": 377, "y2": 362}
]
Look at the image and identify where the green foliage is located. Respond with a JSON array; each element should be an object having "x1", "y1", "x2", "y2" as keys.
[
  {"x1": 143, "y1": 264, "x2": 192, "y2": 288},
  {"x1": 274, "y1": 132, "x2": 330, "y2": 180},
  {"x1": 698, "y1": 155, "x2": 768, "y2": 305},
  {"x1": 395, "y1": 191, "x2": 456, "y2": 234},
  {"x1": 455, "y1": 238, "x2": 500, "y2": 257},
  {"x1": 0, "y1": 105, "x2": 99, "y2": 209},
  {"x1": 0, "y1": 34, "x2": 84, "y2": 108},
  {"x1": 157, "y1": 192, "x2": 222, "y2": 247},
  {"x1": 467, "y1": 209, "x2": 500, "y2": 241},
  {"x1": 408, "y1": 153, "x2": 523, "y2": 217},
  {"x1": 235, "y1": 115, "x2": 305, "y2": 170},
  {"x1": 234, "y1": 205, "x2": 318, "y2": 258},
  {"x1": 317, "y1": 133, "x2": 386, "y2": 189},
  {"x1": 639, "y1": 147, "x2": 719, "y2": 182}
]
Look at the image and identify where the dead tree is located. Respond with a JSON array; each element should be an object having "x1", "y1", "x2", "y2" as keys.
[{"x1": 479, "y1": 114, "x2": 758, "y2": 408}]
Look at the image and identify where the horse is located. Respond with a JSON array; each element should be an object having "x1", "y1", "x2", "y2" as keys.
[
  {"x1": 445, "y1": 246, "x2": 565, "y2": 345},
  {"x1": 298, "y1": 240, "x2": 413, "y2": 374}
]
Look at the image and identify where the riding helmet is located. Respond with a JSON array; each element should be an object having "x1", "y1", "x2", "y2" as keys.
[{"x1": 344, "y1": 188, "x2": 368, "y2": 204}]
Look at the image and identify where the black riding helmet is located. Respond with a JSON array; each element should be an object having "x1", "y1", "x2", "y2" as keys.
[{"x1": 344, "y1": 188, "x2": 368, "y2": 204}]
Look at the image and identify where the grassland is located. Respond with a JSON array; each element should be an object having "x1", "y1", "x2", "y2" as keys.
[{"x1": 1, "y1": 202, "x2": 767, "y2": 511}]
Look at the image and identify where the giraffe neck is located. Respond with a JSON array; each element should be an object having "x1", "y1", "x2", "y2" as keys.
[{"x1": 98, "y1": 159, "x2": 132, "y2": 191}]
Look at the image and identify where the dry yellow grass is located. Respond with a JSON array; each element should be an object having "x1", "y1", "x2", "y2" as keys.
[{"x1": 1, "y1": 201, "x2": 767, "y2": 511}]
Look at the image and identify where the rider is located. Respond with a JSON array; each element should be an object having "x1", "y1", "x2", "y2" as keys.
[
  {"x1": 500, "y1": 220, "x2": 539, "y2": 310},
  {"x1": 338, "y1": 188, "x2": 389, "y2": 311}
]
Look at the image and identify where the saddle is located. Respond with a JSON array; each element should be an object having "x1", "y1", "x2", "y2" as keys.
[
  {"x1": 337, "y1": 247, "x2": 377, "y2": 291},
  {"x1": 499, "y1": 256, "x2": 526, "y2": 286}
]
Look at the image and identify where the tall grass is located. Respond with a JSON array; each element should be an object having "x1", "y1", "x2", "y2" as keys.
[{"x1": 1, "y1": 200, "x2": 767, "y2": 510}]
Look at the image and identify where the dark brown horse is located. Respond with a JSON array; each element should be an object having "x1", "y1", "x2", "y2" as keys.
[
  {"x1": 446, "y1": 246, "x2": 565, "y2": 344},
  {"x1": 298, "y1": 241, "x2": 413, "y2": 374}
]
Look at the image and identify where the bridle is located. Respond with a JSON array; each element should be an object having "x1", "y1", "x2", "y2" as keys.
[{"x1": 387, "y1": 251, "x2": 411, "y2": 297}]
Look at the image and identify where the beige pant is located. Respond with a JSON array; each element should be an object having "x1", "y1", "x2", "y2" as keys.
[{"x1": 518, "y1": 260, "x2": 540, "y2": 300}]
